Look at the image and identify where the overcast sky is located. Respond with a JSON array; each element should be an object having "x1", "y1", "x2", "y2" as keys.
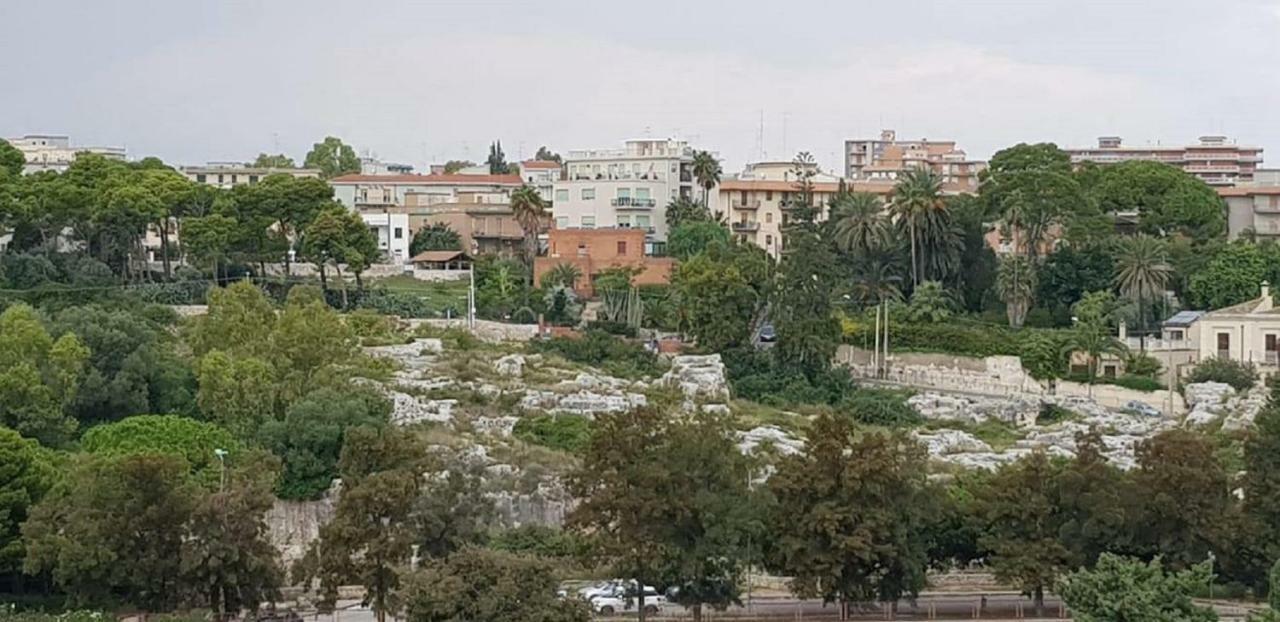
[{"x1": 3, "y1": 0, "x2": 1279, "y2": 174}]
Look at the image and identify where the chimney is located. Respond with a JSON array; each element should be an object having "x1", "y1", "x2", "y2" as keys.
[
  {"x1": 1264, "y1": 280, "x2": 1272, "y2": 301},
  {"x1": 1260, "y1": 281, "x2": 1273, "y2": 312}
]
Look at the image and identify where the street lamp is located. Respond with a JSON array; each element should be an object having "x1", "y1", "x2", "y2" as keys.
[{"x1": 213, "y1": 448, "x2": 228, "y2": 492}]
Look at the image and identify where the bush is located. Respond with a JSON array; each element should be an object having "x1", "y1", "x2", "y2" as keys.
[
  {"x1": 356, "y1": 289, "x2": 437, "y2": 318},
  {"x1": 489, "y1": 525, "x2": 587, "y2": 559},
  {"x1": 725, "y1": 347, "x2": 857, "y2": 407},
  {"x1": 1186, "y1": 357, "x2": 1259, "y2": 392},
  {"x1": 513, "y1": 415, "x2": 592, "y2": 454},
  {"x1": 586, "y1": 320, "x2": 637, "y2": 337},
  {"x1": 1109, "y1": 374, "x2": 1164, "y2": 392},
  {"x1": 1037, "y1": 403, "x2": 1077, "y2": 425},
  {"x1": 837, "y1": 389, "x2": 920, "y2": 427},
  {"x1": 1124, "y1": 352, "x2": 1163, "y2": 378},
  {"x1": 529, "y1": 331, "x2": 661, "y2": 379},
  {"x1": 842, "y1": 316, "x2": 1069, "y2": 359}
]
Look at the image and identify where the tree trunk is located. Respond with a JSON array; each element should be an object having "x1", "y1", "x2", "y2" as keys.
[
  {"x1": 840, "y1": 598, "x2": 850, "y2": 621},
  {"x1": 1034, "y1": 585, "x2": 1045, "y2": 618},
  {"x1": 319, "y1": 264, "x2": 328, "y2": 291},
  {"x1": 637, "y1": 591, "x2": 646, "y2": 622},
  {"x1": 335, "y1": 264, "x2": 349, "y2": 308},
  {"x1": 909, "y1": 221, "x2": 919, "y2": 288},
  {"x1": 356, "y1": 270, "x2": 364, "y2": 292},
  {"x1": 692, "y1": 603, "x2": 702, "y2": 622},
  {"x1": 160, "y1": 219, "x2": 172, "y2": 278},
  {"x1": 1138, "y1": 288, "x2": 1147, "y2": 352}
]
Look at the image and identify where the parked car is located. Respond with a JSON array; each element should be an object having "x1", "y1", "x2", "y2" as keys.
[
  {"x1": 759, "y1": 322, "x2": 777, "y2": 343},
  {"x1": 591, "y1": 587, "x2": 665, "y2": 616},
  {"x1": 1121, "y1": 400, "x2": 1161, "y2": 418}
]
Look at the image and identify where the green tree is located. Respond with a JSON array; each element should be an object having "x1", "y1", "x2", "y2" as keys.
[
  {"x1": 829, "y1": 190, "x2": 889, "y2": 258},
  {"x1": 1244, "y1": 403, "x2": 1280, "y2": 562},
  {"x1": 767, "y1": 414, "x2": 931, "y2": 620},
  {"x1": 540, "y1": 263, "x2": 583, "y2": 290},
  {"x1": 486, "y1": 141, "x2": 510, "y2": 174},
  {"x1": 1114, "y1": 235, "x2": 1172, "y2": 346},
  {"x1": 1057, "y1": 554, "x2": 1217, "y2": 622},
  {"x1": 510, "y1": 185, "x2": 547, "y2": 280},
  {"x1": 972, "y1": 451, "x2": 1070, "y2": 615},
  {"x1": 672, "y1": 252, "x2": 757, "y2": 352},
  {"x1": 182, "y1": 214, "x2": 237, "y2": 283},
  {"x1": 996, "y1": 255, "x2": 1037, "y2": 328},
  {"x1": 408, "y1": 223, "x2": 462, "y2": 255},
  {"x1": 890, "y1": 168, "x2": 945, "y2": 287},
  {"x1": 259, "y1": 386, "x2": 390, "y2": 500},
  {"x1": 401, "y1": 547, "x2": 589, "y2": 622},
  {"x1": 1187, "y1": 242, "x2": 1270, "y2": 310},
  {"x1": 1069, "y1": 291, "x2": 1126, "y2": 386},
  {"x1": 1133, "y1": 429, "x2": 1233, "y2": 570},
  {"x1": 691, "y1": 150, "x2": 722, "y2": 208},
  {"x1": 666, "y1": 196, "x2": 712, "y2": 229},
  {"x1": 270, "y1": 292, "x2": 356, "y2": 399},
  {"x1": 0, "y1": 139, "x2": 24, "y2": 176},
  {"x1": 196, "y1": 352, "x2": 278, "y2": 439},
  {"x1": 1088, "y1": 160, "x2": 1225, "y2": 241},
  {"x1": 979, "y1": 143, "x2": 1088, "y2": 258},
  {"x1": 0, "y1": 304, "x2": 88, "y2": 446},
  {"x1": 1036, "y1": 245, "x2": 1115, "y2": 322},
  {"x1": 904, "y1": 280, "x2": 954, "y2": 322},
  {"x1": 1057, "y1": 431, "x2": 1133, "y2": 567},
  {"x1": 252, "y1": 153, "x2": 295, "y2": 168},
  {"x1": 667, "y1": 221, "x2": 731, "y2": 260},
  {"x1": 301, "y1": 208, "x2": 358, "y2": 303},
  {"x1": 80, "y1": 414, "x2": 242, "y2": 488},
  {"x1": 188, "y1": 280, "x2": 277, "y2": 358},
  {"x1": 0, "y1": 426, "x2": 57, "y2": 585},
  {"x1": 441, "y1": 160, "x2": 475, "y2": 174},
  {"x1": 24, "y1": 454, "x2": 197, "y2": 610},
  {"x1": 534, "y1": 146, "x2": 562, "y2": 164},
  {"x1": 303, "y1": 136, "x2": 360, "y2": 179}
]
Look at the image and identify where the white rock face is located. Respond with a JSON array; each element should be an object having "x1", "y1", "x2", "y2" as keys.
[
  {"x1": 914, "y1": 429, "x2": 993, "y2": 455},
  {"x1": 737, "y1": 426, "x2": 805, "y2": 457},
  {"x1": 661, "y1": 354, "x2": 730, "y2": 401},
  {"x1": 474, "y1": 416, "x2": 519, "y2": 436},
  {"x1": 1184, "y1": 382, "x2": 1235, "y2": 427},
  {"x1": 908, "y1": 392, "x2": 1039, "y2": 428},
  {"x1": 493, "y1": 354, "x2": 525, "y2": 377},
  {"x1": 519, "y1": 389, "x2": 647, "y2": 417},
  {"x1": 365, "y1": 338, "x2": 442, "y2": 368},
  {"x1": 388, "y1": 391, "x2": 457, "y2": 425}
]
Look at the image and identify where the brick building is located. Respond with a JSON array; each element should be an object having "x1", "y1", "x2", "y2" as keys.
[{"x1": 533, "y1": 228, "x2": 674, "y2": 297}]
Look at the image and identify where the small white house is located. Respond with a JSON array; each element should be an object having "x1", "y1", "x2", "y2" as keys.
[
  {"x1": 360, "y1": 212, "x2": 411, "y2": 264},
  {"x1": 1189, "y1": 282, "x2": 1280, "y2": 370}
]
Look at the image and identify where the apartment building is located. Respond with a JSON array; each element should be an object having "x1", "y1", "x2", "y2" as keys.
[
  {"x1": 551, "y1": 139, "x2": 697, "y2": 242},
  {"x1": 517, "y1": 160, "x2": 562, "y2": 202},
  {"x1": 360, "y1": 212, "x2": 412, "y2": 263},
  {"x1": 716, "y1": 161, "x2": 893, "y2": 257},
  {"x1": 1220, "y1": 169, "x2": 1280, "y2": 240},
  {"x1": 844, "y1": 130, "x2": 985, "y2": 190},
  {"x1": 182, "y1": 162, "x2": 321, "y2": 188},
  {"x1": 7, "y1": 134, "x2": 126, "y2": 173},
  {"x1": 1066, "y1": 135, "x2": 1263, "y2": 186},
  {"x1": 533, "y1": 227, "x2": 675, "y2": 297},
  {"x1": 329, "y1": 173, "x2": 523, "y2": 209},
  {"x1": 398, "y1": 191, "x2": 528, "y2": 256},
  {"x1": 359, "y1": 157, "x2": 414, "y2": 176}
]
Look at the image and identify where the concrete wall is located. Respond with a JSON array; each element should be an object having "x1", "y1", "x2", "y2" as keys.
[{"x1": 1056, "y1": 380, "x2": 1186, "y2": 413}]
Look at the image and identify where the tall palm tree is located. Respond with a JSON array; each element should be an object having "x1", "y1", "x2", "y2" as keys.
[
  {"x1": 848, "y1": 251, "x2": 904, "y2": 307},
  {"x1": 829, "y1": 191, "x2": 889, "y2": 258},
  {"x1": 510, "y1": 185, "x2": 547, "y2": 284},
  {"x1": 691, "y1": 150, "x2": 722, "y2": 209},
  {"x1": 996, "y1": 255, "x2": 1037, "y2": 328},
  {"x1": 1113, "y1": 235, "x2": 1172, "y2": 350},
  {"x1": 889, "y1": 168, "x2": 944, "y2": 287}
]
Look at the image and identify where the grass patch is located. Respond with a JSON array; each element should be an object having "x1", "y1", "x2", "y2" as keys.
[
  {"x1": 731, "y1": 400, "x2": 808, "y2": 433},
  {"x1": 513, "y1": 414, "x2": 592, "y2": 454},
  {"x1": 923, "y1": 419, "x2": 1023, "y2": 451}
]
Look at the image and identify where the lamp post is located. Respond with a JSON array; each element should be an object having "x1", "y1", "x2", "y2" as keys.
[{"x1": 214, "y1": 448, "x2": 228, "y2": 492}]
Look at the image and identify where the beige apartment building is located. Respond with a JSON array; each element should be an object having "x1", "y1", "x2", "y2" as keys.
[
  {"x1": 8, "y1": 134, "x2": 126, "y2": 173},
  {"x1": 396, "y1": 191, "x2": 528, "y2": 256},
  {"x1": 181, "y1": 162, "x2": 321, "y2": 189},
  {"x1": 844, "y1": 130, "x2": 986, "y2": 191},
  {"x1": 330, "y1": 173, "x2": 523, "y2": 210},
  {"x1": 1066, "y1": 135, "x2": 1263, "y2": 186}
]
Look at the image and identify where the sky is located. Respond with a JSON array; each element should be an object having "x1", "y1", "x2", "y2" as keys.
[{"x1": 3, "y1": 0, "x2": 1280, "y2": 174}]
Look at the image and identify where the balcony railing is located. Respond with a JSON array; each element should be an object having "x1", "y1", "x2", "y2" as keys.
[
  {"x1": 732, "y1": 200, "x2": 761, "y2": 210},
  {"x1": 611, "y1": 197, "x2": 656, "y2": 208},
  {"x1": 732, "y1": 221, "x2": 760, "y2": 232},
  {"x1": 1267, "y1": 351, "x2": 1279, "y2": 366}
]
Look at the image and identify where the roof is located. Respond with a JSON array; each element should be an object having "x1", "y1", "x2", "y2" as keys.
[
  {"x1": 719, "y1": 179, "x2": 897, "y2": 194},
  {"x1": 331, "y1": 173, "x2": 523, "y2": 185},
  {"x1": 1218, "y1": 186, "x2": 1280, "y2": 197},
  {"x1": 520, "y1": 160, "x2": 561, "y2": 169},
  {"x1": 409, "y1": 250, "x2": 470, "y2": 263},
  {"x1": 1162, "y1": 310, "x2": 1205, "y2": 327}
]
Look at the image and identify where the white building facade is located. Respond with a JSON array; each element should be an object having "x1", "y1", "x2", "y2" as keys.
[
  {"x1": 551, "y1": 139, "x2": 697, "y2": 242},
  {"x1": 181, "y1": 163, "x2": 321, "y2": 189},
  {"x1": 360, "y1": 212, "x2": 412, "y2": 264},
  {"x1": 8, "y1": 134, "x2": 126, "y2": 173},
  {"x1": 330, "y1": 173, "x2": 523, "y2": 210},
  {"x1": 517, "y1": 160, "x2": 562, "y2": 202}
]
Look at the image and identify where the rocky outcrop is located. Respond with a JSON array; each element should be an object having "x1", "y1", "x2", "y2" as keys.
[
  {"x1": 267, "y1": 496, "x2": 335, "y2": 567},
  {"x1": 494, "y1": 354, "x2": 525, "y2": 377},
  {"x1": 388, "y1": 391, "x2": 456, "y2": 425},
  {"x1": 661, "y1": 354, "x2": 730, "y2": 401},
  {"x1": 914, "y1": 429, "x2": 993, "y2": 455},
  {"x1": 908, "y1": 393, "x2": 1039, "y2": 428},
  {"x1": 520, "y1": 389, "x2": 647, "y2": 418},
  {"x1": 737, "y1": 426, "x2": 804, "y2": 457}
]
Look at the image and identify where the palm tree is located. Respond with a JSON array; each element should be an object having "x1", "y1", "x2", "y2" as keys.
[
  {"x1": 1113, "y1": 235, "x2": 1172, "y2": 350},
  {"x1": 996, "y1": 255, "x2": 1037, "y2": 328},
  {"x1": 905, "y1": 280, "x2": 954, "y2": 323},
  {"x1": 889, "y1": 168, "x2": 944, "y2": 287},
  {"x1": 510, "y1": 185, "x2": 547, "y2": 283},
  {"x1": 691, "y1": 150, "x2": 722, "y2": 209},
  {"x1": 848, "y1": 252, "x2": 904, "y2": 307},
  {"x1": 1068, "y1": 315, "x2": 1126, "y2": 395},
  {"x1": 829, "y1": 191, "x2": 889, "y2": 258},
  {"x1": 541, "y1": 262, "x2": 582, "y2": 290}
]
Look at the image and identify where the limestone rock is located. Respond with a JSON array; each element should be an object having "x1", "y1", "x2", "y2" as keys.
[
  {"x1": 494, "y1": 354, "x2": 525, "y2": 377},
  {"x1": 737, "y1": 426, "x2": 805, "y2": 457},
  {"x1": 908, "y1": 392, "x2": 1038, "y2": 428},
  {"x1": 914, "y1": 429, "x2": 993, "y2": 455},
  {"x1": 520, "y1": 389, "x2": 647, "y2": 417},
  {"x1": 661, "y1": 354, "x2": 730, "y2": 401}
]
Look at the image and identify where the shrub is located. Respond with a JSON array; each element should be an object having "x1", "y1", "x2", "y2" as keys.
[
  {"x1": 842, "y1": 317, "x2": 1068, "y2": 359},
  {"x1": 513, "y1": 415, "x2": 592, "y2": 454},
  {"x1": 1037, "y1": 403, "x2": 1077, "y2": 425},
  {"x1": 356, "y1": 289, "x2": 436, "y2": 318},
  {"x1": 489, "y1": 525, "x2": 588, "y2": 559},
  {"x1": 1109, "y1": 374, "x2": 1164, "y2": 392},
  {"x1": 529, "y1": 331, "x2": 661, "y2": 379},
  {"x1": 1123, "y1": 352, "x2": 1163, "y2": 378},
  {"x1": 1186, "y1": 357, "x2": 1259, "y2": 392},
  {"x1": 837, "y1": 389, "x2": 920, "y2": 427},
  {"x1": 586, "y1": 320, "x2": 637, "y2": 337},
  {"x1": 80, "y1": 415, "x2": 241, "y2": 488}
]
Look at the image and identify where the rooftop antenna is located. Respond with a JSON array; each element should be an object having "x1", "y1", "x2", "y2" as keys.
[
  {"x1": 756, "y1": 109, "x2": 765, "y2": 161},
  {"x1": 782, "y1": 112, "x2": 790, "y2": 156}
]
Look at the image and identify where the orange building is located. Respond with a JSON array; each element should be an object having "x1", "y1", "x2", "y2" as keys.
[{"x1": 533, "y1": 228, "x2": 674, "y2": 297}]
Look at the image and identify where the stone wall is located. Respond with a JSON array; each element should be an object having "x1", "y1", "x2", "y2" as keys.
[
  {"x1": 1056, "y1": 380, "x2": 1185, "y2": 415},
  {"x1": 406, "y1": 318, "x2": 540, "y2": 342}
]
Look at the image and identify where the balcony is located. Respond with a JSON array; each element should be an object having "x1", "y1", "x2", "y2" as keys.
[
  {"x1": 732, "y1": 221, "x2": 760, "y2": 232},
  {"x1": 571, "y1": 172, "x2": 665, "y2": 182},
  {"x1": 611, "y1": 197, "x2": 656, "y2": 208},
  {"x1": 732, "y1": 200, "x2": 761, "y2": 210},
  {"x1": 1267, "y1": 351, "x2": 1279, "y2": 366}
]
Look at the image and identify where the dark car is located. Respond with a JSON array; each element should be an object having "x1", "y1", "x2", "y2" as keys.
[{"x1": 759, "y1": 323, "x2": 777, "y2": 342}]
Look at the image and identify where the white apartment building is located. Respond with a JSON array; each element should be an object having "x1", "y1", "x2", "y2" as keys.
[
  {"x1": 181, "y1": 162, "x2": 321, "y2": 189},
  {"x1": 359, "y1": 157, "x2": 414, "y2": 175},
  {"x1": 330, "y1": 173, "x2": 523, "y2": 210},
  {"x1": 7, "y1": 134, "x2": 126, "y2": 173},
  {"x1": 517, "y1": 160, "x2": 562, "y2": 202},
  {"x1": 1065, "y1": 135, "x2": 1263, "y2": 187},
  {"x1": 551, "y1": 139, "x2": 697, "y2": 241},
  {"x1": 360, "y1": 212, "x2": 412, "y2": 264}
]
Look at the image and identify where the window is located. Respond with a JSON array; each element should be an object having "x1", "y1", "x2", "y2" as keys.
[
  {"x1": 1268, "y1": 334, "x2": 1278, "y2": 365},
  {"x1": 617, "y1": 240, "x2": 628, "y2": 255},
  {"x1": 617, "y1": 215, "x2": 631, "y2": 227},
  {"x1": 555, "y1": 216, "x2": 569, "y2": 229},
  {"x1": 249, "y1": 175, "x2": 259, "y2": 184},
  {"x1": 577, "y1": 243, "x2": 588, "y2": 257},
  {"x1": 1168, "y1": 329, "x2": 1184, "y2": 341},
  {"x1": 635, "y1": 187, "x2": 650, "y2": 200},
  {"x1": 581, "y1": 216, "x2": 596, "y2": 228},
  {"x1": 766, "y1": 191, "x2": 772, "y2": 201},
  {"x1": 617, "y1": 188, "x2": 631, "y2": 198},
  {"x1": 765, "y1": 234, "x2": 773, "y2": 246},
  {"x1": 217, "y1": 174, "x2": 224, "y2": 184},
  {"x1": 555, "y1": 189, "x2": 569, "y2": 202},
  {"x1": 581, "y1": 187, "x2": 595, "y2": 200},
  {"x1": 196, "y1": 174, "x2": 207, "y2": 183},
  {"x1": 765, "y1": 212, "x2": 773, "y2": 223},
  {"x1": 394, "y1": 227, "x2": 403, "y2": 239},
  {"x1": 1217, "y1": 332, "x2": 1231, "y2": 358},
  {"x1": 635, "y1": 215, "x2": 651, "y2": 229}
]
